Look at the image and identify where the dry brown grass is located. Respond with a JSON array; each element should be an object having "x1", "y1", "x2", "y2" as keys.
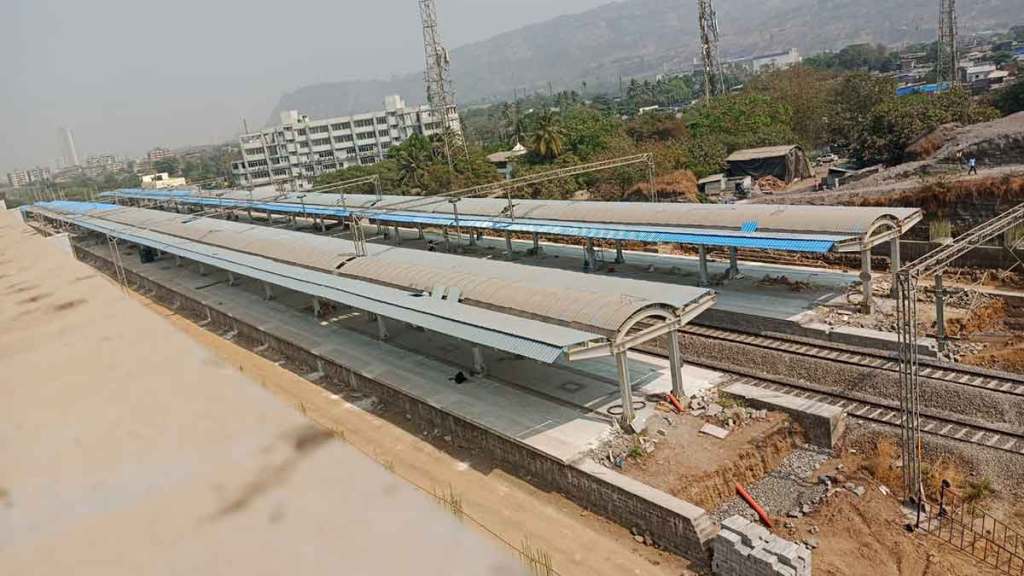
[
  {"x1": 855, "y1": 176, "x2": 1024, "y2": 214},
  {"x1": 922, "y1": 457, "x2": 964, "y2": 501},
  {"x1": 862, "y1": 438, "x2": 902, "y2": 490},
  {"x1": 861, "y1": 438, "x2": 967, "y2": 502},
  {"x1": 628, "y1": 170, "x2": 699, "y2": 203}
]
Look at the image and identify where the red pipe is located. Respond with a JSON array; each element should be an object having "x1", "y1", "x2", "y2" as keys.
[
  {"x1": 736, "y1": 483, "x2": 773, "y2": 528},
  {"x1": 666, "y1": 392, "x2": 685, "y2": 414}
]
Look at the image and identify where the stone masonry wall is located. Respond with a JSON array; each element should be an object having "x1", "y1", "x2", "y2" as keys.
[{"x1": 713, "y1": 515, "x2": 811, "y2": 576}]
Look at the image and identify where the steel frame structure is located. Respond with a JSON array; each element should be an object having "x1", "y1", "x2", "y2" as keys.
[
  {"x1": 697, "y1": 0, "x2": 726, "y2": 100},
  {"x1": 897, "y1": 202, "x2": 1024, "y2": 517},
  {"x1": 419, "y1": 0, "x2": 467, "y2": 169},
  {"x1": 936, "y1": 0, "x2": 959, "y2": 86},
  {"x1": 377, "y1": 153, "x2": 658, "y2": 223}
]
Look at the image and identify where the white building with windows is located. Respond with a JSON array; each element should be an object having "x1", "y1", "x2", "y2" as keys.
[{"x1": 232, "y1": 95, "x2": 460, "y2": 189}]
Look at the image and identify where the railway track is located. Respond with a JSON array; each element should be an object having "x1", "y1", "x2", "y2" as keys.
[
  {"x1": 649, "y1": 326, "x2": 1024, "y2": 456},
  {"x1": 685, "y1": 324, "x2": 1024, "y2": 398}
]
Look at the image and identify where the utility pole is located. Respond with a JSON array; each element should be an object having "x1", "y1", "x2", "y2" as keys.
[
  {"x1": 936, "y1": 0, "x2": 959, "y2": 87},
  {"x1": 419, "y1": 0, "x2": 468, "y2": 170},
  {"x1": 697, "y1": 0, "x2": 726, "y2": 100}
]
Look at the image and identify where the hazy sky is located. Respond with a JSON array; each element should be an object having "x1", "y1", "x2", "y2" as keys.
[{"x1": 0, "y1": 0, "x2": 614, "y2": 173}]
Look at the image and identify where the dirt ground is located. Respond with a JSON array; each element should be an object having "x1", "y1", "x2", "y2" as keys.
[
  {"x1": 0, "y1": 212, "x2": 697, "y2": 576},
  {"x1": 598, "y1": 407, "x2": 802, "y2": 511},
  {"x1": 777, "y1": 450, "x2": 1006, "y2": 576}
]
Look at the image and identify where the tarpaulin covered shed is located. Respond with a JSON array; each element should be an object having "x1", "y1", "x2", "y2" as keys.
[{"x1": 726, "y1": 145, "x2": 812, "y2": 183}]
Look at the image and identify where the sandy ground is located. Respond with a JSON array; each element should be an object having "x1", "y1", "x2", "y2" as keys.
[
  {"x1": 0, "y1": 211, "x2": 527, "y2": 575},
  {"x1": 1, "y1": 210, "x2": 698, "y2": 575},
  {"x1": 778, "y1": 452, "x2": 1007, "y2": 576}
]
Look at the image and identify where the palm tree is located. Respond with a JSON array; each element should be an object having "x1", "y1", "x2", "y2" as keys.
[
  {"x1": 395, "y1": 146, "x2": 429, "y2": 190},
  {"x1": 529, "y1": 110, "x2": 566, "y2": 160}
]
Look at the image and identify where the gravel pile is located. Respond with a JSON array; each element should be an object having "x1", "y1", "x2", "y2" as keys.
[{"x1": 712, "y1": 445, "x2": 832, "y2": 523}]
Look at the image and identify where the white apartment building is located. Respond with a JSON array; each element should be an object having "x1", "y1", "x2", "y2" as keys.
[
  {"x1": 6, "y1": 166, "x2": 52, "y2": 188},
  {"x1": 746, "y1": 48, "x2": 802, "y2": 73},
  {"x1": 232, "y1": 95, "x2": 460, "y2": 189}
]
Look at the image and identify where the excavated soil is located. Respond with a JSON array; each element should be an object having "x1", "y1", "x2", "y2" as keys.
[{"x1": 610, "y1": 412, "x2": 803, "y2": 511}]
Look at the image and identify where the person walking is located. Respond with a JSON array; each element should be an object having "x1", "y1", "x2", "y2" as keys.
[{"x1": 968, "y1": 156, "x2": 978, "y2": 175}]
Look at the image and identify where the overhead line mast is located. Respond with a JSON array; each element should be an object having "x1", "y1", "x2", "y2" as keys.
[
  {"x1": 419, "y1": 0, "x2": 468, "y2": 169},
  {"x1": 936, "y1": 0, "x2": 959, "y2": 87},
  {"x1": 697, "y1": 0, "x2": 726, "y2": 100}
]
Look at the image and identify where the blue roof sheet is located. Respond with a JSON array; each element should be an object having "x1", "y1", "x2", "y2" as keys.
[{"x1": 101, "y1": 189, "x2": 837, "y2": 253}]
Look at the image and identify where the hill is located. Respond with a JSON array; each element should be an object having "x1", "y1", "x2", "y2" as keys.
[{"x1": 270, "y1": 0, "x2": 1021, "y2": 122}]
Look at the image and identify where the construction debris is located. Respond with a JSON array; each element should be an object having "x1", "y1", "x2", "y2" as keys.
[
  {"x1": 756, "y1": 274, "x2": 812, "y2": 292},
  {"x1": 756, "y1": 176, "x2": 786, "y2": 193},
  {"x1": 700, "y1": 423, "x2": 731, "y2": 439}
]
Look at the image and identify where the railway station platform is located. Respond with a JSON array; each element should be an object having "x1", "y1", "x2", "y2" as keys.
[{"x1": 80, "y1": 239, "x2": 727, "y2": 463}]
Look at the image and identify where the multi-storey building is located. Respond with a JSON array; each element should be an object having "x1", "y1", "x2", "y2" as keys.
[
  {"x1": 6, "y1": 166, "x2": 52, "y2": 188},
  {"x1": 147, "y1": 147, "x2": 175, "y2": 162},
  {"x1": 232, "y1": 95, "x2": 459, "y2": 189}
]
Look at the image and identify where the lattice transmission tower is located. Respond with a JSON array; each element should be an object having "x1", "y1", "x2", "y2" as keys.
[
  {"x1": 935, "y1": 0, "x2": 959, "y2": 86},
  {"x1": 419, "y1": 0, "x2": 468, "y2": 169},
  {"x1": 697, "y1": 0, "x2": 726, "y2": 100}
]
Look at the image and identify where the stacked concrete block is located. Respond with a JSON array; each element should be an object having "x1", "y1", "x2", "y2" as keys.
[{"x1": 712, "y1": 516, "x2": 811, "y2": 576}]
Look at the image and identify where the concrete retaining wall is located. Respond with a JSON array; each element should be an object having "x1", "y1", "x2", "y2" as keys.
[
  {"x1": 72, "y1": 244, "x2": 718, "y2": 567},
  {"x1": 721, "y1": 383, "x2": 845, "y2": 449}
]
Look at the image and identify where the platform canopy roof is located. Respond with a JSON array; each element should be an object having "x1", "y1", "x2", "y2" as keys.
[
  {"x1": 102, "y1": 188, "x2": 923, "y2": 253},
  {"x1": 28, "y1": 202, "x2": 716, "y2": 363}
]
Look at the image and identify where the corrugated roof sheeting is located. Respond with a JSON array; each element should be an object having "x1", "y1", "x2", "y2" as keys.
[
  {"x1": 29, "y1": 207, "x2": 601, "y2": 364},
  {"x1": 105, "y1": 188, "x2": 920, "y2": 239},
  {"x1": 103, "y1": 190, "x2": 840, "y2": 253},
  {"x1": 725, "y1": 145, "x2": 801, "y2": 161},
  {"x1": 98, "y1": 208, "x2": 358, "y2": 270},
  {"x1": 39, "y1": 204, "x2": 713, "y2": 334}
]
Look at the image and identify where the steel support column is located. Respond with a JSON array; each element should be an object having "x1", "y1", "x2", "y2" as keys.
[
  {"x1": 197, "y1": 262, "x2": 207, "y2": 276},
  {"x1": 697, "y1": 245, "x2": 710, "y2": 286},
  {"x1": 615, "y1": 352, "x2": 635, "y2": 431},
  {"x1": 505, "y1": 231, "x2": 514, "y2": 258},
  {"x1": 262, "y1": 281, "x2": 274, "y2": 301},
  {"x1": 727, "y1": 247, "x2": 740, "y2": 279},
  {"x1": 860, "y1": 249, "x2": 873, "y2": 314},
  {"x1": 667, "y1": 329, "x2": 684, "y2": 399},
  {"x1": 532, "y1": 232, "x2": 541, "y2": 255},
  {"x1": 615, "y1": 240, "x2": 625, "y2": 264},
  {"x1": 312, "y1": 297, "x2": 321, "y2": 318},
  {"x1": 890, "y1": 238, "x2": 902, "y2": 298},
  {"x1": 393, "y1": 224, "x2": 402, "y2": 244},
  {"x1": 227, "y1": 271, "x2": 237, "y2": 286},
  {"x1": 935, "y1": 274, "x2": 947, "y2": 355},
  {"x1": 377, "y1": 316, "x2": 390, "y2": 341},
  {"x1": 472, "y1": 346, "x2": 487, "y2": 376}
]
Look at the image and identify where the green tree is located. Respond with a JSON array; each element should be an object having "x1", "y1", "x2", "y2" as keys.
[
  {"x1": 153, "y1": 157, "x2": 180, "y2": 175},
  {"x1": 685, "y1": 93, "x2": 796, "y2": 152},
  {"x1": 529, "y1": 110, "x2": 567, "y2": 160},
  {"x1": 993, "y1": 80, "x2": 1024, "y2": 115},
  {"x1": 852, "y1": 88, "x2": 1000, "y2": 165}
]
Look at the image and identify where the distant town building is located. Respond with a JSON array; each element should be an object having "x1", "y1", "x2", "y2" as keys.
[
  {"x1": 147, "y1": 147, "x2": 175, "y2": 162},
  {"x1": 5, "y1": 166, "x2": 52, "y2": 188},
  {"x1": 141, "y1": 172, "x2": 187, "y2": 189},
  {"x1": 962, "y1": 63, "x2": 997, "y2": 84},
  {"x1": 725, "y1": 145, "x2": 812, "y2": 183},
  {"x1": 81, "y1": 153, "x2": 129, "y2": 177},
  {"x1": 486, "y1": 143, "x2": 528, "y2": 180},
  {"x1": 231, "y1": 95, "x2": 461, "y2": 189},
  {"x1": 60, "y1": 127, "x2": 80, "y2": 168},
  {"x1": 742, "y1": 48, "x2": 801, "y2": 73}
]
